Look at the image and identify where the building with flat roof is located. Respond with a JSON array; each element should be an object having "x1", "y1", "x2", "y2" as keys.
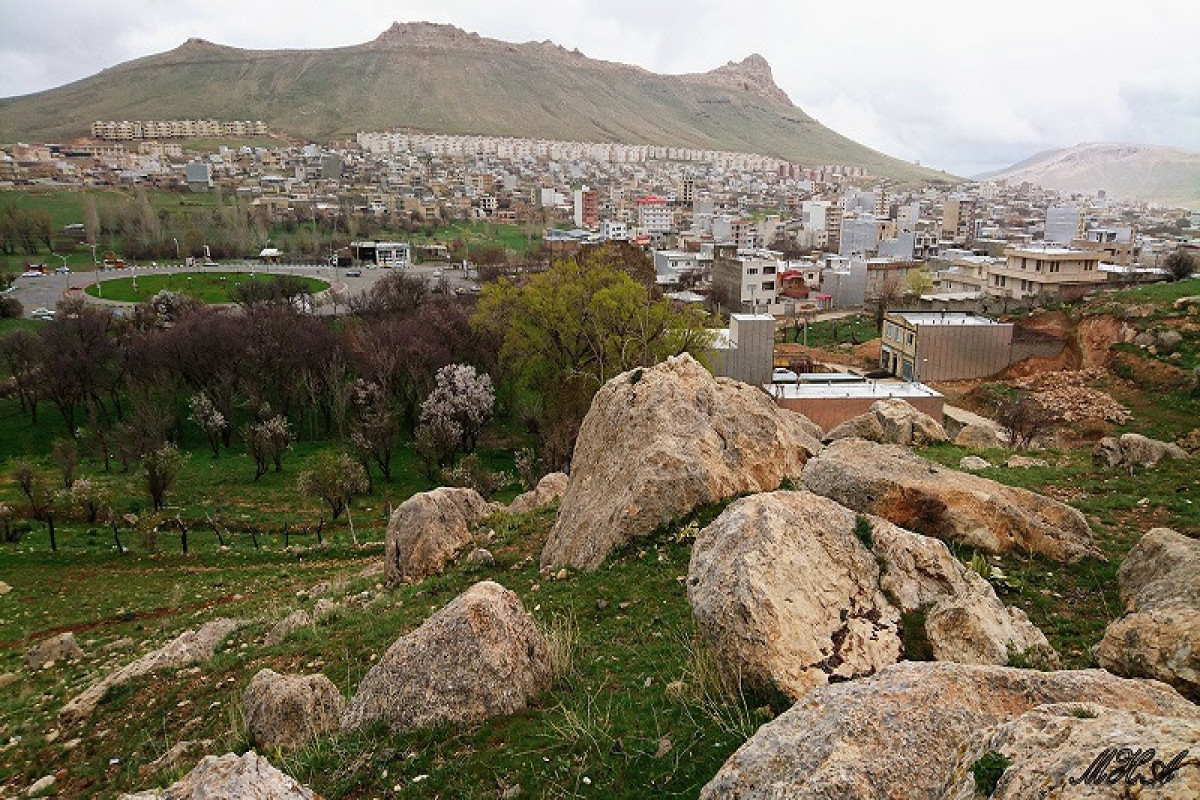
[
  {"x1": 708, "y1": 314, "x2": 775, "y2": 386},
  {"x1": 771, "y1": 380, "x2": 944, "y2": 431},
  {"x1": 995, "y1": 245, "x2": 1106, "y2": 301},
  {"x1": 880, "y1": 311, "x2": 1013, "y2": 382}
]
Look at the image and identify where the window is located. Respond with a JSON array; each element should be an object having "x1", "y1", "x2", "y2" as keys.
[
  {"x1": 746, "y1": 267, "x2": 759, "y2": 275},
  {"x1": 761, "y1": 281, "x2": 775, "y2": 290},
  {"x1": 763, "y1": 265, "x2": 776, "y2": 275}
]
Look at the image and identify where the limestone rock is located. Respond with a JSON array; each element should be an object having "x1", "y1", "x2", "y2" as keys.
[
  {"x1": 541, "y1": 354, "x2": 823, "y2": 571},
  {"x1": 940, "y1": 703, "x2": 1200, "y2": 799},
  {"x1": 312, "y1": 598, "x2": 338, "y2": 621},
  {"x1": 25, "y1": 632, "x2": 83, "y2": 670},
  {"x1": 687, "y1": 492, "x2": 1054, "y2": 700},
  {"x1": 959, "y1": 455, "x2": 991, "y2": 471},
  {"x1": 119, "y1": 752, "x2": 314, "y2": 799},
  {"x1": 687, "y1": 492, "x2": 901, "y2": 699},
  {"x1": 1005, "y1": 455, "x2": 1048, "y2": 468},
  {"x1": 507, "y1": 472, "x2": 569, "y2": 515},
  {"x1": 0, "y1": 580, "x2": 11, "y2": 595},
  {"x1": 1157, "y1": 329, "x2": 1183, "y2": 353},
  {"x1": 384, "y1": 487, "x2": 494, "y2": 582},
  {"x1": 144, "y1": 740, "x2": 213, "y2": 775},
  {"x1": 699, "y1": 662, "x2": 1200, "y2": 800},
  {"x1": 464, "y1": 547, "x2": 496, "y2": 568},
  {"x1": 955, "y1": 424, "x2": 1003, "y2": 450},
  {"x1": 61, "y1": 618, "x2": 243, "y2": 727},
  {"x1": 26, "y1": 775, "x2": 55, "y2": 797},
  {"x1": 0, "y1": 672, "x2": 17, "y2": 689},
  {"x1": 342, "y1": 581, "x2": 550, "y2": 732},
  {"x1": 824, "y1": 398, "x2": 948, "y2": 446},
  {"x1": 1098, "y1": 528, "x2": 1200, "y2": 700},
  {"x1": 802, "y1": 438, "x2": 1098, "y2": 563},
  {"x1": 264, "y1": 610, "x2": 311, "y2": 646},
  {"x1": 243, "y1": 669, "x2": 345, "y2": 751},
  {"x1": 1093, "y1": 433, "x2": 1190, "y2": 468}
]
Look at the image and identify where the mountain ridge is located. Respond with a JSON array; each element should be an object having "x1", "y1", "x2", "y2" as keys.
[
  {"x1": 980, "y1": 142, "x2": 1200, "y2": 210},
  {"x1": 0, "y1": 22, "x2": 941, "y2": 181}
]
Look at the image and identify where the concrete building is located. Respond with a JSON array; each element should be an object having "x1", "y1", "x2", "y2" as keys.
[
  {"x1": 880, "y1": 311, "x2": 1013, "y2": 382},
  {"x1": 573, "y1": 186, "x2": 597, "y2": 228},
  {"x1": 995, "y1": 245, "x2": 1106, "y2": 301},
  {"x1": 1045, "y1": 204, "x2": 1082, "y2": 245},
  {"x1": 840, "y1": 214, "x2": 881, "y2": 257},
  {"x1": 350, "y1": 241, "x2": 411, "y2": 266},
  {"x1": 653, "y1": 249, "x2": 703, "y2": 288},
  {"x1": 712, "y1": 246, "x2": 782, "y2": 314},
  {"x1": 184, "y1": 160, "x2": 212, "y2": 192},
  {"x1": 599, "y1": 220, "x2": 628, "y2": 241},
  {"x1": 942, "y1": 195, "x2": 978, "y2": 244},
  {"x1": 772, "y1": 380, "x2": 944, "y2": 430},
  {"x1": 636, "y1": 195, "x2": 673, "y2": 233},
  {"x1": 708, "y1": 313, "x2": 775, "y2": 386}
]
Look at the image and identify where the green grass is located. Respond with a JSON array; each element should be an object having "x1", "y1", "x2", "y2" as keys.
[
  {"x1": 781, "y1": 313, "x2": 878, "y2": 347},
  {"x1": 82, "y1": 272, "x2": 329, "y2": 303},
  {"x1": 405, "y1": 221, "x2": 541, "y2": 259}
]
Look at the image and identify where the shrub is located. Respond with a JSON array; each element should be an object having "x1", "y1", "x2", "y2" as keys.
[
  {"x1": 298, "y1": 451, "x2": 368, "y2": 521},
  {"x1": 853, "y1": 514, "x2": 874, "y2": 549},
  {"x1": 970, "y1": 751, "x2": 1011, "y2": 797}
]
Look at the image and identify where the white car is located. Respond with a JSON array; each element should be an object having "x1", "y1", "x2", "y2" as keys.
[
  {"x1": 21, "y1": 270, "x2": 43, "y2": 278},
  {"x1": 55, "y1": 266, "x2": 71, "y2": 274},
  {"x1": 31, "y1": 307, "x2": 55, "y2": 320}
]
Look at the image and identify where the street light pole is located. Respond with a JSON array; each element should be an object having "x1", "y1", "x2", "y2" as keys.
[{"x1": 173, "y1": 237, "x2": 180, "y2": 264}]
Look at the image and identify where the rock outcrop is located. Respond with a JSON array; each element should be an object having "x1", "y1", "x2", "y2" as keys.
[
  {"x1": 687, "y1": 492, "x2": 1053, "y2": 700},
  {"x1": 1093, "y1": 432, "x2": 1190, "y2": 468},
  {"x1": 384, "y1": 487, "x2": 494, "y2": 582},
  {"x1": 954, "y1": 424, "x2": 1004, "y2": 450},
  {"x1": 699, "y1": 662, "x2": 1200, "y2": 799},
  {"x1": 802, "y1": 438, "x2": 1098, "y2": 563},
  {"x1": 120, "y1": 752, "x2": 314, "y2": 799},
  {"x1": 824, "y1": 398, "x2": 948, "y2": 446},
  {"x1": 1098, "y1": 527, "x2": 1200, "y2": 700},
  {"x1": 541, "y1": 354, "x2": 823, "y2": 571},
  {"x1": 959, "y1": 455, "x2": 991, "y2": 471},
  {"x1": 940, "y1": 703, "x2": 1200, "y2": 799},
  {"x1": 264, "y1": 610, "x2": 311, "y2": 646},
  {"x1": 60, "y1": 618, "x2": 243, "y2": 727},
  {"x1": 341, "y1": 581, "x2": 550, "y2": 732},
  {"x1": 507, "y1": 472, "x2": 569, "y2": 514},
  {"x1": 24, "y1": 632, "x2": 83, "y2": 670},
  {"x1": 243, "y1": 669, "x2": 345, "y2": 751}
]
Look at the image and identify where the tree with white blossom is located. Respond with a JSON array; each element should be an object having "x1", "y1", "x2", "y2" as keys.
[{"x1": 418, "y1": 364, "x2": 495, "y2": 456}]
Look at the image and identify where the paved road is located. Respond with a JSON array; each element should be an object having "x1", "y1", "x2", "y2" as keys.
[{"x1": 5, "y1": 261, "x2": 479, "y2": 318}]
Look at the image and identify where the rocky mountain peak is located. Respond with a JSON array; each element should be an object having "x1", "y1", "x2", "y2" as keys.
[
  {"x1": 703, "y1": 53, "x2": 792, "y2": 105},
  {"x1": 369, "y1": 21, "x2": 482, "y2": 48}
]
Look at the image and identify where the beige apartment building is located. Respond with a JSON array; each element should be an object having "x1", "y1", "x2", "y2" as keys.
[
  {"x1": 993, "y1": 245, "x2": 1106, "y2": 300},
  {"x1": 880, "y1": 311, "x2": 1013, "y2": 382}
]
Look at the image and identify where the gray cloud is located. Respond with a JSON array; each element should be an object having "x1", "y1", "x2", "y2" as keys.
[{"x1": 2, "y1": 0, "x2": 1196, "y2": 175}]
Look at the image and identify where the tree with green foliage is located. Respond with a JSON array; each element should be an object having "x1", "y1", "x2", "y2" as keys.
[
  {"x1": 1164, "y1": 248, "x2": 1196, "y2": 282},
  {"x1": 142, "y1": 443, "x2": 185, "y2": 511},
  {"x1": 298, "y1": 451, "x2": 369, "y2": 521},
  {"x1": 473, "y1": 252, "x2": 713, "y2": 466}
]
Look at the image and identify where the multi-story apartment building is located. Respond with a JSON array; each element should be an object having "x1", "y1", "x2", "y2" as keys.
[
  {"x1": 635, "y1": 195, "x2": 673, "y2": 233},
  {"x1": 712, "y1": 245, "x2": 782, "y2": 313},
  {"x1": 880, "y1": 311, "x2": 1014, "y2": 382},
  {"x1": 942, "y1": 195, "x2": 978, "y2": 244},
  {"x1": 993, "y1": 245, "x2": 1106, "y2": 300},
  {"x1": 573, "y1": 187, "x2": 598, "y2": 228}
]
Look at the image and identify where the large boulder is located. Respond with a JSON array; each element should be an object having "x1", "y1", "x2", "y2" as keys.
[
  {"x1": 541, "y1": 354, "x2": 823, "y2": 571},
  {"x1": 120, "y1": 752, "x2": 314, "y2": 799},
  {"x1": 1093, "y1": 433, "x2": 1190, "y2": 468},
  {"x1": 507, "y1": 472, "x2": 569, "y2": 515},
  {"x1": 940, "y1": 703, "x2": 1200, "y2": 800},
  {"x1": 687, "y1": 492, "x2": 1052, "y2": 700},
  {"x1": 954, "y1": 423, "x2": 1004, "y2": 450},
  {"x1": 341, "y1": 581, "x2": 550, "y2": 732},
  {"x1": 61, "y1": 618, "x2": 243, "y2": 727},
  {"x1": 699, "y1": 662, "x2": 1200, "y2": 800},
  {"x1": 1098, "y1": 528, "x2": 1200, "y2": 701},
  {"x1": 243, "y1": 669, "x2": 345, "y2": 751},
  {"x1": 384, "y1": 487, "x2": 494, "y2": 582},
  {"x1": 264, "y1": 609, "x2": 311, "y2": 647},
  {"x1": 802, "y1": 438, "x2": 1098, "y2": 563},
  {"x1": 825, "y1": 398, "x2": 948, "y2": 446},
  {"x1": 24, "y1": 632, "x2": 84, "y2": 670}
]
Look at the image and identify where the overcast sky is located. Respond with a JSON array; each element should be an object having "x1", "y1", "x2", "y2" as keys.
[{"x1": 2, "y1": 0, "x2": 1198, "y2": 176}]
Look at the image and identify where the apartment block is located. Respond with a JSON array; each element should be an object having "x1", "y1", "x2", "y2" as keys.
[{"x1": 880, "y1": 311, "x2": 1013, "y2": 382}]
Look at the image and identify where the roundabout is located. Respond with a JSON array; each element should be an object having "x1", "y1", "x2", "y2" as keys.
[{"x1": 83, "y1": 270, "x2": 330, "y2": 303}]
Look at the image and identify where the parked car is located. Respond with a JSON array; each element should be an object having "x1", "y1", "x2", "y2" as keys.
[
  {"x1": 345, "y1": 269, "x2": 362, "y2": 277},
  {"x1": 21, "y1": 270, "x2": 43, "y2": 278},
  {"x1": 55, "y1": 266, "x2": 71, "y2": 274},
  {"x1": 31, "y1": 307, "x2": 55, "y2": 320}
]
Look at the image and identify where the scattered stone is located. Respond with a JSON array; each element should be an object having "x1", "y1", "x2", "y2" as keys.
[
  {"x1": 0, "y1": 672, "x2": 15, "y2": 690},
  {"x1": 102, "y1": 637, "x2": 135, "y2": 653},
  {"x1": 656, "y1": 737, "x2": 673, "y2": 758},
  {"x1": 541, "y1": 353, "x2": 823, "y2": 572},
  {"x1": 699, "y1": 662, "x2": 1200, "y2": 799},
  {"x1": 357, "y1": 561, "x2": 385, "y2": 579},
  {"x1": 464, "y1": 548, "x2": 496, "y2": 569},
  {"x1": 1133, "y1": 331, "x2": 1157, "y2": 347},
  {"x1": 1004, "y1": 455, "x2": 1048, "y2": 468},
  {"x1": 312, "y1": 598, "x2": 338, "y2": 621},
  {"x1": 1098, "y1": 528, "x2": 1200, "y2": 701},
  {"x1": 385, "y1": 487, "x2": 495, "y2": 582},
  {"x1": 342, "y1": 581, "x2": 550, "y2": 732},
  {"x1": 1093, "y1": 432, "x2": 1190, "y2": 468},
  {"x1": 802, "y1": 438, "x2": 1098, "y2": 563},
  {"x1": 1156, "y1": 329, "x2": 1183, "y2": 353},
  {"x1": 25, "y1": 632, "x2": 83, "y2": 670},
  {"x1": 555, "y1": 568, "x2": 568, "y2": 581},
  {"x1": 265, "y1": 610, "x2": 311, "y2": 647},
  {"x1": 940, "y1": 703, "x2": 1200, "y2": 799},
  {"x1": 119, "y1": 751, "x2": 314, "y2": 799},
  {"x1": 507, "y1": 472, "x2": 569, "y2": 515},
  {"x1": 500, "y1": 785, "x2": 523, "y2": 799},
  {"x1": 26, "y1": 775, "x2": 55, "y2": 797},
  {"x1": 61, "y1": 618, "x2": 244, "y2": 727},
  {"x1": 144, "y1": 740, "x2": 213, "y2": 775},
  {"x1": 687, "y1": 492, "x2": 1053, "y2": 701},
  {"x1": 595, "y1": 599, "x2": 608, "y2": 610},
  {"x1": 954, "y1": 424, "x2": 1003, "y2": 450},
  {"x1": 0, "y1": 580, "x2": 10, "y2": 596},
  {"x1": 958, "y1": 455, "x2": 991, "y2": 471},
  {"x1": 823, "y1": 398, "x2": 948, "y2": 446},
  {"x1": 243, "y1": 669, "x2": 345, "y2": 751}
]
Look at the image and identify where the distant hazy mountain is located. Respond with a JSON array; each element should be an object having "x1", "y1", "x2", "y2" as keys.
[
  {"x1": 980, "y1": 143, "x2": 1200, "y2": 210},
  {"x1": 0, "y1": 22, "x2": 944, "y2": 181}
]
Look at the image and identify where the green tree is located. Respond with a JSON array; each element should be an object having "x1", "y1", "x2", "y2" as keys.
[
  {"x1": 298, "y1": 451, "x2": 369, "y2": 521},
  {"x1": 1164, "y1": 248, "x2": 1196, "y2": 282}
]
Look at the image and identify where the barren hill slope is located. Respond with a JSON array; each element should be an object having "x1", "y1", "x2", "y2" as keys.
[{"x1": 0, "y1": 22, "x2": 941, "y2": 181}]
